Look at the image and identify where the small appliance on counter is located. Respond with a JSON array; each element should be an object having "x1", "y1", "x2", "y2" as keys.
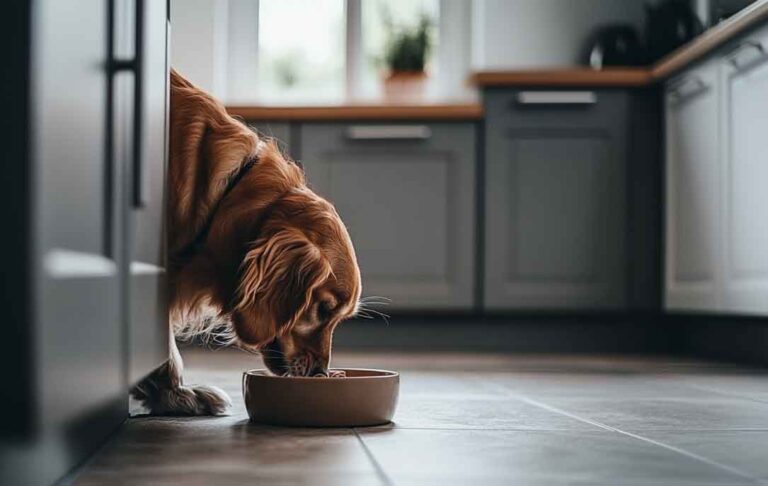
[
  {"x1": 583, "y1": 24, "x2": 644, "y2": 68},
  {"x1": 645, "y1": 0, "x2": 704, "y2": 63},
  {"x1": 710, "y1": 0, "x2": 758, "y2": 25}
]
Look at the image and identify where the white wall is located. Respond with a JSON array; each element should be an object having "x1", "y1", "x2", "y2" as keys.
[
  {"x1": 471, "y1": 0, "x2": 646, "y2": 69},
  {"x1": 170, "y1": 0, "x2": 228, "y2": 95}
]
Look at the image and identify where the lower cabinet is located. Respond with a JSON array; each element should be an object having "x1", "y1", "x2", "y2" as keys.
[
  {"x1": 483, "y1": 89, "x2": 629, "y2": 310},
  {"x1": 664, "y1": 23, "x2": 768, "y2": 315},
  {"x1": 299, "y1": 123, "x2": 476, "y2": 310},
  {"x1": 664, "y1": 60, "x2": 722, "y2": 311},
  {"x1": 721, "y1": 26, "x2": 768, "y2": 314}
]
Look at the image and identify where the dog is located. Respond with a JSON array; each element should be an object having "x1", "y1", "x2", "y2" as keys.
[{"x1": 131, "y1": 70, "x2": 362, "y2": 415}]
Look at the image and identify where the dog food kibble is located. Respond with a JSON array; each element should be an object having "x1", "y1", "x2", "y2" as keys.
[{"x1": 311, "y1": 370, "x2": 346, "y2": 378}]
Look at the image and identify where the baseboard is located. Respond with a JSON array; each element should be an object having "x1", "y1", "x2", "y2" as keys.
[
  {"x1": 672, "y1": 313, "x2": 768, "y2": 367},
  {"x1": 333, "y1": 313, "x2": 678, "y2": 354}
]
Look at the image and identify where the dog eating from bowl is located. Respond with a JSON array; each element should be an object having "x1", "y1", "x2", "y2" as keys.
[{"x1": 131, "y1": 70, "x2": 363, "y2": 416}]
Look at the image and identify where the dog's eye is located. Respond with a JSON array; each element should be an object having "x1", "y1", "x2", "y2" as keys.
[{"x1": 317, "y1": 300, "x2": 334, "y2": 322}]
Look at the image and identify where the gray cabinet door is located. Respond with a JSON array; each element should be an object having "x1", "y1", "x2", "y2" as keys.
[
  {"x1": 124, "y1": 0, "x2": 170, "y2": 384},
  {"x1": 299, "y1": 123, "x2": 476, "y2": 310},
  {"x1": 721, "y1": 27, "x2": 768, "y2": 314},
  {"x1": 21, "y1": 1, "x2": 125, "y2": 483},
  {"x1": 664, "y1": 61, "x2": 722, "y2": 312},
  {"x1": 484, "y1": 90, "x2": 628, "y2": 309}
]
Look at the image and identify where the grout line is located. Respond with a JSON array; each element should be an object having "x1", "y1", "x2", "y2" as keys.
[
  {"x1": 353, "y1": 428, "x2": 394, "y2": 486},
  {"x1": 486, "y1": 383, "x2": 766, "y2": 484}
]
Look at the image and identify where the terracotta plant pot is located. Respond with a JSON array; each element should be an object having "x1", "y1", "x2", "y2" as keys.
[{"x1": 383, "y1": 71, "x2": 427, "y2": 103}]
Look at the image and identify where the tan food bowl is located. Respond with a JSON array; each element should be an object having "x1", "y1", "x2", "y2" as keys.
[{"x1": 243, "y1": 369, "x2": 399, "y2": 427}]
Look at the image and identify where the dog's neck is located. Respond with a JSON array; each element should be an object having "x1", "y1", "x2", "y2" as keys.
[{"x1": 173, "y1": 141, "x2": 267, "y2": 264}]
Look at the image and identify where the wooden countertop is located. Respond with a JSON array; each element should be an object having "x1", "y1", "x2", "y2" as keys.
[
  {"x1": 227, "y1": 103, "x2": 483, "y2": 121},
  {"x1": 470, "y1": 68, "x2": 653, "y2": 87},
  {"x1": 652, "y1": 0, "x2": 768, "y2": 78},
  {"x1": 472, "y1": 0, "x2": 768, "y2": 88}
]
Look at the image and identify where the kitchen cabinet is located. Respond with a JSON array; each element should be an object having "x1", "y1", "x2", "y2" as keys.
[
  {"x1": 663, "y1": 23, "x2": 768, "y2": 316},
  {"x1": 125, "y1": 0, "x2": 171, "y2": 384},
  {"x1": 721, "y1": 27, "x2": 768, "y2": 314},
  {"x1": 483, "y1": 89, "x2": 628, "y2": 309},
  {"x1": 664, "y1": 60, "x2": 722, "y2": 311},
  {"x1": 299, "y1": 123, "x2": 477, "y2": 310},
  {"x1": 1, "y1": 0, "x2": 169, "y2": 483}
]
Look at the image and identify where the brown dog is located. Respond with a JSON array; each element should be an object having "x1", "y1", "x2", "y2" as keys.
[{"x1": 132, "y1": 70, "x2": 361, "y2": 415}]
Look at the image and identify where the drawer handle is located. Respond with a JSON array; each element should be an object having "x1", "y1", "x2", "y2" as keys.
[
  {"x1": 668, "y1": 76, "x2": 708, "y2": 101},
  {"x1": 516, "y1": 91, "x2": 597, "y2": 105},
  {"x1": 726, "y1": 40, "x2": 765, "y2": 70},
  {"x1": 345, "y1": 125, "x2": 432, "y2": 140}
]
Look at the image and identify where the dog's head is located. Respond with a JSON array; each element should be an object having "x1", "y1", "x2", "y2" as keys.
[{"x1": 228, "y1": 154, "x2": 361, "y2": 376}]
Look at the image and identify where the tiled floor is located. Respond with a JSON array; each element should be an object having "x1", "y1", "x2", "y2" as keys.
[{"x1": 72, "y1": 349, "x2": 768, "y2": 485}]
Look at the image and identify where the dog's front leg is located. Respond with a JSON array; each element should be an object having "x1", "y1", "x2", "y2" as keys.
[{"x1": 131, "y1": 328, "x2": 232, "y2": 416}]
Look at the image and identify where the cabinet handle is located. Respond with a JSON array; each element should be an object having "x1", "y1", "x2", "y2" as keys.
[
  {"x1": 726, "y1": 40, "x2": 766, "y2": 70},
  {"x1": 516, "y1": 91, "x2": 597, "y2": 105},
  {"x1": 345, "y1": 125, "x2": 432, "y2": 140},
  {"x1": 110, "y1": 0, "x2": 147, "y2": 208},
  {"x1": 668, "y1": 76, "x2": 708, "y2": 101}
]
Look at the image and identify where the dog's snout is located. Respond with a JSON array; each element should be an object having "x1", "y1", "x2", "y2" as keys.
[
  {"x1": 310, "y1": 365, "x2": 329, "y2": 377},
  {"x1": 308, "y1": 355, "x2": 329, "y2": 377}
]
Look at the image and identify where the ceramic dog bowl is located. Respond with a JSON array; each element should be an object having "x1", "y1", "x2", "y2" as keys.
[{"x1": 243, "y1": 368, "x2": 399, "y2": 427}]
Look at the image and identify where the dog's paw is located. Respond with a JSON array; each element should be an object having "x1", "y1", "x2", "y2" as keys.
[{"x1": 135, "y1": 384, "x2": 232, "y2": 416}]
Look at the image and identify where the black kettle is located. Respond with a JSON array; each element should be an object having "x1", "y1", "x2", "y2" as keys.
[
  {"x1": 645, "y1": 0, "x2": 703, "y2": 63},
  {"x1": 584, "y1": 25, "x2": 644, "y2": 68}
]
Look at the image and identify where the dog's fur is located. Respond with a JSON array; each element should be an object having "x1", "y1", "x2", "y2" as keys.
[{"x1": 132, "y1": 70, "x2": 362, "y2": 415}]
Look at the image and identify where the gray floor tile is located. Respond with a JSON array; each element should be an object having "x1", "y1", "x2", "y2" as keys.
[
  {"x1": 485, "y1": 372, "x2": 725, "y2": 400},
  {"x1": 668, "y1": 374, "x2": 768, "y2": 403},
  {"x1": 636, "y1": 430, "x2": 768, "y2": 480},
  {"x1": 397, "y1": 371, "x2": 506, "y2": 398},
  {"x1": 358, "y1": 428, "x2": 752, "y2": 485},
  {"x1": 74, "y1": 418, "x2": 380, "y2": 485},
  {"x1": 391, "y1": 394, "x2": 596, "y2": 430},
  {"x1": 540, "y1": 397, "x2": 768, "y2": 431},
  {"x1": 76, "y1": 470, "x2": 384, "y2": 486}
]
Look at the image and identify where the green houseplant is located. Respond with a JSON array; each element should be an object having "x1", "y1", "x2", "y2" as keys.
[{"x1": 382, "y1": 14, "x2": 433, "y2": 102}]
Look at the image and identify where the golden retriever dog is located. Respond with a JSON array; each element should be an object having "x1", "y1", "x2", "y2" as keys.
[{"x1": 132, "y1": 70, "x2": 361, "y2": 415}]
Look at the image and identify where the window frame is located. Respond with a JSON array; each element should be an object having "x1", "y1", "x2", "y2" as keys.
[{"x1": 223, "y1": 0, "x2": 470, "y2": 103}]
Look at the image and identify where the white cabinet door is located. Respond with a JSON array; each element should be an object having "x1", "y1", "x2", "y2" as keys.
[
  {"x1": 664, "y1": 61, "x2": 723, "y2": 312},
  {"x1": 721, "y1": 30, "x2": 768, "y2": 314}
]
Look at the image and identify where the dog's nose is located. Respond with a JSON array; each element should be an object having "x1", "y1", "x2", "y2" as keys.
[{"x1": 309, "y1": 361, "x2": 329, "y2": 377}]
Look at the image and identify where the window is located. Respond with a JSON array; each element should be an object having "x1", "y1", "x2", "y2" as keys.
[
  {"x1": 226, "y1": 0, "x2": 457, "y2": 104},
  {"x1": 256, "y1": 0, "x2": 345, "y2": 103}
]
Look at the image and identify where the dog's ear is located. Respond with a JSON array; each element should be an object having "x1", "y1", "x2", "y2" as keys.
[{"x1": 233, "y1": 228, "x2": 333, "y2": 345}]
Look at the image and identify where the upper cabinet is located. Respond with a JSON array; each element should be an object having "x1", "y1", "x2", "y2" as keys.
[
  {"x1": 664, "y1": 60, "x2": 722, "y2": 311},
  {"x1": 721, "y1": 27, "x2": 768, "y2": 314},
  {"x1": 299, "y1": 122, "x2": 477, "y2": 310},
  {"x1": 664, "y1": 23, "x2": 768, "y2": 315},
  {"x1": 483, "y1": 89, "x2": 628, "y2": 310}
]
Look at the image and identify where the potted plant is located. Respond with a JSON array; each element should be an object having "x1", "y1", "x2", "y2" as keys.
[{"x1": 382, "y1": 14, "x2": 433, "y2": 102}]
